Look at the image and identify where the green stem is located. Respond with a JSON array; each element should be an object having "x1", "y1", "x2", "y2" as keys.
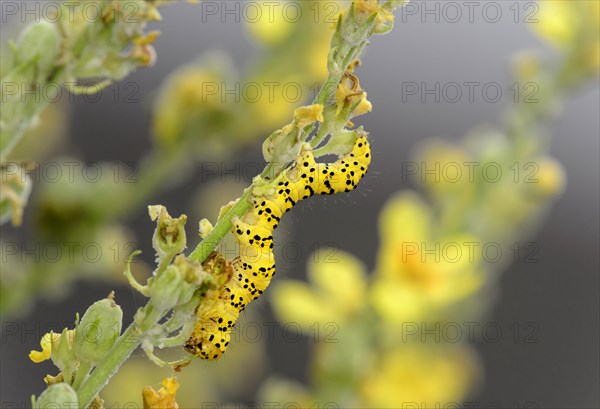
[
  {"x1": 71, "y1": 361, "x2": 93, "y2": 390},
  {"x1": 76, "y1": 325, "x2": 139, "y2": 407},
  {"x1": 76, "y1": 304, "x2": 162, "y2": 408},
  {"x1": 188, "y1": 185, "x2": 253, "y2": 262}
]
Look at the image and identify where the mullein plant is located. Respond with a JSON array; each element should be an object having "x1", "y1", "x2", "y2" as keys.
[
  {"x1": 265, "y1": 1, "x2": 599, "y2": 407},
  {"x1": 27, "y1": 1, "x2": 406, "y2": 407},
  {"x1": 0, "y1": 0, "x2": 347, "y2": 320}
]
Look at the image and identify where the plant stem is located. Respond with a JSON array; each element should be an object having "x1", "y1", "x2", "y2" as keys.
[
  {"x1": 71, "y1": 361, "x2": 93, "y2": 390},
  {"x1": 188, "y1": 181, "x2": 254, "y2": 262},
  {"x1": 76, "y1": 304, "x2": 162, "y2": 408}
]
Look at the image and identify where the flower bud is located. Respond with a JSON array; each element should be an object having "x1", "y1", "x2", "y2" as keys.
[
  {"x1": 528, "y1": 156, "x2": 566, "y2": 200},
  {"x1": 148, "y1": 205, "x2": 187, "y2": 261},
  {"x1": 149, "y1": 256, "x2": 208, "y2": 310},
  {"x1": 35, "y1": 383, "x2": 78, "y2": 409},
  {"x1": 15, "y1": 21, "x2": 61, "y2": 79},
  {"x1": 199, "y1": 218, "x2": 214, "y2": 239},
  {"x1": 73, "y1": 294, "x2": 123, "y2": 364}
]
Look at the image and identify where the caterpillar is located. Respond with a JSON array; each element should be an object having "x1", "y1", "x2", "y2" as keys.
[{"x1": 185, "y1": 134, "x2": 371, "y2": 360}]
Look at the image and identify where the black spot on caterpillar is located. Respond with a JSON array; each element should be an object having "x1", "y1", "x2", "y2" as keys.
[{"x1": 185, "y1": 134, "x2": 371, "y2": 359}]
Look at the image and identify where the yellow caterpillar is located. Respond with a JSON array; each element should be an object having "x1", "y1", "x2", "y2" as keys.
[{"x1": 185, "y1": 134, "x2": 371, "y2": 359}]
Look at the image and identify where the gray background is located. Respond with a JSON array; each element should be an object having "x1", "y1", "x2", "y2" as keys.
[{"x1": 1, "y1": 1, "x2": 599, "y2": 408}]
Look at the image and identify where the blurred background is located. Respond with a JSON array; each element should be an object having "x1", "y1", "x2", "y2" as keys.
[{"x1": 1, "y1": 1, "x2": 598, "y2": 408}]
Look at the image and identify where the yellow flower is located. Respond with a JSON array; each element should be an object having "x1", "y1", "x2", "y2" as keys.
[
  {"x1": 353, "y1": 0, "x2": 396, "y2": 33},
  {"x1": 271, "y1": 250, "x2": 368, "y2": 330},
  {"x1": 244, "y1": 1, "x2": 295, "y2": 46},
  {"x1": 293, "y1": 104, "x2": 324, "y2": 130},
  {"x1": 530, "y1": 156, "x2": 566, "y2": 199},
  {"x1": 142, "y1": 377, "x2": 180, "y2": 409},
  {"x1": 532, "y1": 0, "x2": 575, "y2": 48},
  {"x1": 360, "y1": 344, "x2": 479, "y2": 408},
  {"x1": 133, "y1": 31, "x2": 161, "y2": 46},
  {"x1": 29, "y1": 332, "x2": 59, "y2": 363},
  {"x1": 413, "y1": 139, "x2": 474, "y2": 195},
  {"x1": 354, "y1": 0, "x2": 379, "y2": 19},
  {"x1": 29, "y1": 329, "x2": 76, "y2": 365},
  {"x1": 532, "y1": 0, "x2": 599, "y2": 71},
  {"x1": 371, "y1": 193, "x2": 483, "y2": 323},
  {"x1": 30, "y1": 331, "x2": 77, "y2": 363},
  {"x1": 335, "y1": 74, "x2": 372, "y2": 118},
  {"x1": 152, "y1": 67, "x2": 225, "y2": 148}
]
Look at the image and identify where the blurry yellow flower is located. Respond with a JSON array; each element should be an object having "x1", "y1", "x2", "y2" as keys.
[
  {"x1": 145, "y1": 6, "x2": 162, "y2": 22},
  {"x1": 245, "y1": 1, "x2": 295, "y2": 45},
  {"x1": 534, "y1": 0, "x2": 600, "y2": 45},
  {"x1": 143, "y1": 377, "x2": 179, "y2": 409},
  {"x1": 271, "y1": 251, "x2": 368, "y2": 330},
  {"x1": 376, "y1": 192, "x2": 431, "y2": 256},
  {"x1": 532, "y1": 1, "x2": 599, "y2": 71},
  {"x1": 354, "y1": 0, "x2": 379, "y2": 19},
  {"x1": 308, "y1": 250, "x2": 367, "y2": 316},
  {"x1": 532, "y1": 0, "x2": 576, "y2": 48},
  {"x1": 360, "y1": 344, "x2": 478, "y2": 408},
  {"x1": 512, "y1": 51, "x2": 542, "y2": 83},
  {"x1": 271, "y1": 282, "x2": 339, "y2": 328},
  {"x1": 371, "y1": 193, "x2": 483, "y2": 323},
  {"x1": 530, "y1": 156, "x2": 566, "y2": 199},
  {"x1": 352, "y1": 0, "x2": 395, "y2": 33},
  {"x1": 134, "y1": 31, "x2": 161, "y2": 46},
  {"x1": 413, "y1": 139, "x2": 475, "y2": 197},
  {"x1": 153, "y1": 66, "x2": 226, "y2": 148}
]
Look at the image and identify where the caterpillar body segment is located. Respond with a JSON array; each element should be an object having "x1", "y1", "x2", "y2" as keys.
[
  {"x1": 232, "y1": 219, "x2": 274, "y2": 250},
  {"x1": 184, "y1": 277, "x2": 236, "y2": 360},
  {"x1": 186, "y1": 135, "x2": 371, "y2": 360}
]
